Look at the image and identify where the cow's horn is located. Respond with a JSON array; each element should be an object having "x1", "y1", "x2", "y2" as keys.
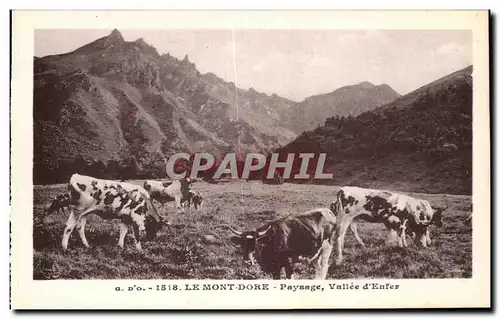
[
  {"x1": 257, "y1": 225, "x2": 272, "y2": 237},
  {"x1": 219, "y1": 224, "x2": 243, "y2": 236}
]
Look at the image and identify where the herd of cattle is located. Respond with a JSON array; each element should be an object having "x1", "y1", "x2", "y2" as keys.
[{"x1": 44, "y1": 173, "x2": 470, "y2": 280}]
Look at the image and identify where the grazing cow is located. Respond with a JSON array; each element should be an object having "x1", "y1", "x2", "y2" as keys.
[
  {"x1": 181, "y1": 189, "x2": 204, "y2": 212},
  {"x1": 60, "y1": 174, "x2": 168, "y2": 250},
  {"x1": 143, "y1": 178, "x2": 193, "y2": 214},
  {"x1": 332, "y1": 186, "x2": 448, "y2": 265},
  {"x1": 224, "y1": 208, "x2": 338, "y2": 280},
  {"x1": 45, "y1": 193, "x2": 71, "y2": 214}
]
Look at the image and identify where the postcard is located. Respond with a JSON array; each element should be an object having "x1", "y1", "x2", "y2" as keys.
[{"x1": 10, "y1": 10, "x2": 490, "y2": 309}]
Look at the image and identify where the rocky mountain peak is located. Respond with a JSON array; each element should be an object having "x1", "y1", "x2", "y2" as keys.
[{"x1": 105, "y1": 29, "x2": 125, "y2": 46}]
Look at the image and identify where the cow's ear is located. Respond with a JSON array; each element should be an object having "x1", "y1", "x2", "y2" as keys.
[{"x1": 229, "y1": 235, "x2": 243, "y2": 246}]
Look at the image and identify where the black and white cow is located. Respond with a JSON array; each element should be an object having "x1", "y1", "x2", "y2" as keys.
[
  {"x1": 143, "y1": 178, "x2": 193, "y2": 214},
  {"x1": 60, "y1": 174, "x2": 168, "y2": 250},
  {"x1": 332, "y1": 186, "x2": 448, "y2": 265}
]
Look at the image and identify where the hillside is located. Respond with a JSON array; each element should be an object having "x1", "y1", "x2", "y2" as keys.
[
  {"x1": 282, "y1": 82, "x2": 400, "y2": 133},
  {"x1": 33, "y1": 30, "x2": 299, "y2": 184},
  {"x1": 34, "y1": 29, "x2": 404, "y2": 184},
  {"x1": 277, "y1": 65, "x2": 473, "y2": 195}
]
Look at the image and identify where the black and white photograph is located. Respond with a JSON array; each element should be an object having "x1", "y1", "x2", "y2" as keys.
[{"x1": 10, "y1": 10, "x2": 490, "y2": 309}]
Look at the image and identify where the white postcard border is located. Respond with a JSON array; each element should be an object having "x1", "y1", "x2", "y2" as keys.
[{"x1": 10, "y1": 10, "x2": 490, "y2": 309}]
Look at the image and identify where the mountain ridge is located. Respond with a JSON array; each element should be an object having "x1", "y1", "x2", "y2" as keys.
[{"x1": 34, "y1": 29, "x2": 402, "y2": 184}]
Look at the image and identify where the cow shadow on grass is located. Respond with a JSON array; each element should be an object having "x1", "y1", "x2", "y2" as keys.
[
  {"x1": 326, "y1": 242, "x2": 466, "y2": 279},
  {"x1": 33, "y1": 220, "x2": 125, "y2": 251}
]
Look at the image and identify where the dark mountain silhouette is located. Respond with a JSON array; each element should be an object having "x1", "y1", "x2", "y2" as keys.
[
  {"x1": 281, "y1": 81, "x2": 400, "y2": 133},
  {"x1": 277, "y1": 65, "x2": 473, "y2": 195}
]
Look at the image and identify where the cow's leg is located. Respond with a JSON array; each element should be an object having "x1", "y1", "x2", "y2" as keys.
[
  {"x1": 130, "y1": 224, "x2": 142, "y2": 250},
  {"x1": 314, "y1": 240, "x2": 333, "y2": 279},
  {"x1": 76, "y1": 215, "x2": 90, "y2": 248},
  {"x1": 61, "y1": 210, "x2": 78, "y2": 250},
  {"x1": 425, "y1": 229, "x2": 432, "y2": 246},
  {"x1": 349, "y1": 221, "x2": 366, "y2": 248},
  {"x1": 284, "y1": 258, "x2": 294, "y2": 279},
  {"x1": 335, "y1": 215, "x2": 353, "y2": 265},
  {"x1": 396, "y1": 219, "x2": 408, "y2": 248},
  {"x1": 389, "y1": 228, "x2": 404, "y2": 247},
  {"x1": 412, "y1": 228, "x2": 427, "y2": 248},
  {"x1": 62, "y1": 207, "x2": 97, "y2": 250},
  {"x1": 174, "y1": 196, "x2": 183, "y2": 214},
  {"x1": 118, "y1": 222, "x2": 129, "y2": 248},
  {"x1": 271, "y1": 268, "x2": 282, "y2": 280},
  {"x1": 401, "y1": 229, "x2": 408, "y2": 248}
]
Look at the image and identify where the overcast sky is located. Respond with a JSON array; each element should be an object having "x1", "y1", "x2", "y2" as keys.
[{"x1": 35, "y1": 29, "x2": 472, "y2": 101}]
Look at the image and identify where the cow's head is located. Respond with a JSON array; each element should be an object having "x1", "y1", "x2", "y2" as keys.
[
  {"x1": 143, "y1": 181, "x2": 151, "y2": 192},
  {"x1": 143, "y1": 199, "x2": 171, "y2": 241},
  {"x1": 144, "y1": 214, "x2": 170, "y2": 241},
  {"x1": 430, "y1": 204, "x2": 448, "y2": 228},
  {"x1": 409, "y1": 204, "x2": 448, "y2": 247},
  {"x1": 45, "y1": 193, "x2": 70, "y2": 214},
  {"x1": 226, "y1": 224, "x2": 273, "y2": 265}
]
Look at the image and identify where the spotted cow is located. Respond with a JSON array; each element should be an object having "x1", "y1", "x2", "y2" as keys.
[
  {"x1": 332, "y1": 186, "x2": 448, "y2": 265},
  {"x1": 143, "y1": 178, "x2": 193, "y2": 215},
  {"x1": 60, "y1": 174, "x2": 168, "y2": 250}
]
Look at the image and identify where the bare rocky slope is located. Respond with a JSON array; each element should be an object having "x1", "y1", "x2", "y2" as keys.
[
  {"x1": 34, "y1": 29, "x2": 400, "y2": 184},
  {"x1": 34, "y1": 30, "x2": 297, "y2": 183}
]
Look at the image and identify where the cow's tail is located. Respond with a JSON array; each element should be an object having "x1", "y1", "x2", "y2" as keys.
[
  {"x1": 331, "y1": 189, "x2": 345, "y2": 217},
  {"x1": 67, "y1": 181, "x2": 82, "y2": 206},
  {"x1": 331, "y1": 189, "x2": 346, "y2": 239}
]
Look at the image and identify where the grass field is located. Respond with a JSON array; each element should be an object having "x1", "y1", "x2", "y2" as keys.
[{"x1": 33, "y1": 180, "x2": 472, "y2": 280}]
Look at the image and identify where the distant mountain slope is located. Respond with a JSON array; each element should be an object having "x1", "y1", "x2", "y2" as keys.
[
  {"x1": 278, "y1": 65, "x2": 473, "y2": 195},
  {"x1": 281, "y1": 81, "x2": 400, "y2": 133}
]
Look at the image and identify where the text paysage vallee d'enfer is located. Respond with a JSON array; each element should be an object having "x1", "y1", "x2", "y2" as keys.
[{"x1": 115, "y1": 283, "x2": 400, "y2": 292}]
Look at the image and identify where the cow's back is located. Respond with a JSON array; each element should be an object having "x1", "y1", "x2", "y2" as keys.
[{"x1": 274, "y1": 208, "x2": 336, "y2": 258}]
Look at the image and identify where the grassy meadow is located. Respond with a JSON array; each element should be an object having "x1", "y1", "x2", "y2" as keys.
[{"x1": 33, "y1": 180, "x2": 472, "y2": 280}]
